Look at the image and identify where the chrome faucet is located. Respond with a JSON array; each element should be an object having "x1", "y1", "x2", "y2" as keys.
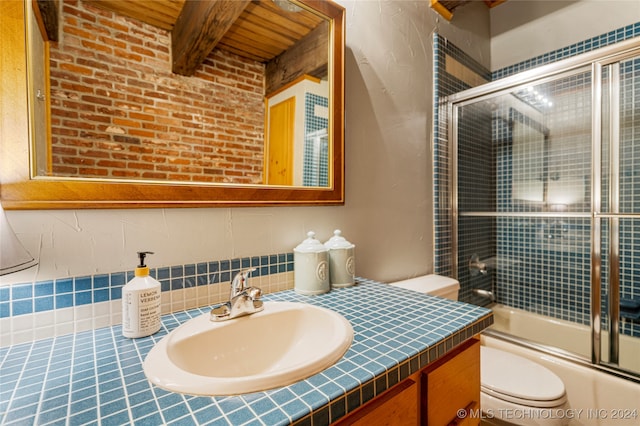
[{"x1": 210, "y1": 268, "x2": 263, "y2": 321}]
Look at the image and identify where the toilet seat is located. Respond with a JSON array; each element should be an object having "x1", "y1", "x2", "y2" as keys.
[{"x1": 481, "y1": 346, "x2": 567, "y2": 408}]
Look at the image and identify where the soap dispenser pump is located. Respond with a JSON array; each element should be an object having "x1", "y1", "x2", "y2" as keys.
[{"x1": 122, "y1": 251, "x2": 162, "y2": 338}]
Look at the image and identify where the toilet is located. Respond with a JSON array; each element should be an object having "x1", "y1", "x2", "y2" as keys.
[
  {"x1": 480, "y1": 346, "x2": 569, "y2": 426},
  {"x1": 388, "y1": 274, "x2": 460, "y2": 300},
  {"x1": 389, "y1": 275, "x2": 570, "y2": 426}
]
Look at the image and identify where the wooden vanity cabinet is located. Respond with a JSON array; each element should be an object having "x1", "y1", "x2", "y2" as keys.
[
  {"x1": 333, "y1": 377, "x2": 419, "y2": 425},
  {"x1": 333, "y1": 338, "x2": 480, "y2": 426},
  {"x1": 422, "y1": 338, "x2": 480, "y2": 425}
]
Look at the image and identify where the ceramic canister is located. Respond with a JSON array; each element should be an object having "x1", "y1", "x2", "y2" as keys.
[
  {"x1": 324, "y1": 230, "x2": 355, "y2": 288},
  {"x1": 293, "y1": 231, "x2": 330, "y2": 295}
]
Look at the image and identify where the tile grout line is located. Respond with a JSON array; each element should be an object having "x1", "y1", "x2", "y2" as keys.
[
  {"x1": 92, "y1": 329, "x2": 102, "y2": 426},
  {"x1": 32, "y1": 339, "x2": 55, "y2": 426},
  {"x1": 63, "y1": 334, "x2": 76, "y2": 426},
  {"x1": 109, "y1": 327, "x2": 139, "y2": 425},
  {"x1": 1, "y1": 343, "x2": 34, "y2": 425}
]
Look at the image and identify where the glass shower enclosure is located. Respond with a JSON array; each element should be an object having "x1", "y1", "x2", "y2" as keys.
[{"x1": 447, "y1": 38, "x2": 640, "y2": 379}]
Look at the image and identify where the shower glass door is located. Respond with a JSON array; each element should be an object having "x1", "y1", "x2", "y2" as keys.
[
  {"x1": 454, "y1": 66, "x2": 594, "y2": 362},
  {"x1": 450, "y1": 40, "x2": 640, "y2": 379},
  {"x1": 599, "y1": 54, "x2": 640, "y2": 375}
]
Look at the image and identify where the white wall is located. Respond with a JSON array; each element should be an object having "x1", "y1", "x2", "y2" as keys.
[
  {"x1": 491, "y1": 0, "x2": 640, "y2": 71},
  {"x1": 1, "y1": 1, "x2": 490, "y2": 287}
]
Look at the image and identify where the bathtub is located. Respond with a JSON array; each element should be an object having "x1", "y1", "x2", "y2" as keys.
[{"x1": 482, "y1": 304, "x2": 640, "y2": 426}]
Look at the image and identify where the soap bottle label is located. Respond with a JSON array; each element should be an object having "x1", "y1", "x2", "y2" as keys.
[{"x1": 123, "y1": 288, "x2": 161, "y2": 337}]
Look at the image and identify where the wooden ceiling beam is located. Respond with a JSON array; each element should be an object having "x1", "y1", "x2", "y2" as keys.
[
  {"x1": 265, "y1": 20, "x2": 329, "y2": 96},
  {"x1": 430, "y1": 0, "x2": 453, "y2": 21},
  {"x1": 484, "y1": 0, "x2": 508, "y2": 8},
  {"x1": 32, "y1": 0, "x2": 59, "y2": 41},
  {"x1": 171, "y1": 0, "x2": 251, "y2": 76},
  {"x1": 431, "y1": 0, "x2": 507, "y2": 21}
]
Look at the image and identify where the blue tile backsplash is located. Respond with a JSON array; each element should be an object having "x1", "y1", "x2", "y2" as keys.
[{"x1": 0, "y1": 253, "x2": 293, "y2": 319}]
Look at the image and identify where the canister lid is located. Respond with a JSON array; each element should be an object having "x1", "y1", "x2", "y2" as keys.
[
  {"x1": 294, "y1": 231, "x2": 328, "y2": 253},
  {"x1": 324, "y1": 230, "x2": 354, "y2": 249}
]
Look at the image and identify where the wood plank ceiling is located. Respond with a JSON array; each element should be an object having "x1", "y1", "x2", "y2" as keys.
[
  {"x1": 35, "y1": 0, "x2": 504, "y2": 91},
  {"x1": 84, "y1": 0, "x2": 503, "y2": 65},
  {"x1": 84, "y1": 0, "x2": 325, "y2": 64}
]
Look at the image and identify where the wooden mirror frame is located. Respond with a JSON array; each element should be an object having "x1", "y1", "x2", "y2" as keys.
[{"x1": 0, "y1": 0, "x2": 344, "y2": 209}]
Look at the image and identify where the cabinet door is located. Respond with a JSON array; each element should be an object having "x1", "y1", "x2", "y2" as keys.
[
  {"x1": 334, "y1": 378, "x2": 418, "y2": 426},
  {"x1": 422, "y1": 338, "x2": 480, "y2": 426}
]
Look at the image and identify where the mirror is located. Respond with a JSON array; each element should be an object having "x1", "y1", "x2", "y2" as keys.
[
  {"x1": 511, "y1": 108, "x2": 549, "y2": 204},
  {"x1": 510, "y1": 97, "x2": 585, "y2": 210},
  {"x1": 0, "y1": 0, "x2": 344, "y2": 209}
]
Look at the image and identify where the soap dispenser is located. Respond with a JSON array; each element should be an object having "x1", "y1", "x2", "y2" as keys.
[
  {"x1": 324, "y1": 230, "x2": 355, "y2": 288},
  {"x1": 293, "y1": 231, "x2": 330, "y2": 295},
  {"x1": 122, "y1": 251, "x2": 161, "y2": 338}
]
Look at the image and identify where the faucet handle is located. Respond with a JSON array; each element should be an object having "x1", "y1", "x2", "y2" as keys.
[
  {"x1": 230, "y1": 268, "x2": 256, "y2": 297},
  {"x1": 247, "y1": 286, "x2": 261, "y2": 300}
]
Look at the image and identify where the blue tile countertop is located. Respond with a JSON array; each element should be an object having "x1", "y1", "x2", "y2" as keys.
[{"x1": 0, "y1": 278, "x2": 493, "y2": 426}]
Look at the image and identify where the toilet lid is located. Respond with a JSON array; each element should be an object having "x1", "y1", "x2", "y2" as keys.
[{"x1": 481, "y1": 346, "x2": 567, "y2": 408}]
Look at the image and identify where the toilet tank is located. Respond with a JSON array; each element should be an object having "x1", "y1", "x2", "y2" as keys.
[{"x1": 389, "y1": 274, "x2": 460, "y2": 300}]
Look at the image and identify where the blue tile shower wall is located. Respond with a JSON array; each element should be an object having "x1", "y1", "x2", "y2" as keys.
[
  {"x1": 434, "y1": 23, "x2": 640, "y2": 338},
  {"x1": 492, "y1": 22, "x2": 640, "y2": 80},
  {"x1": 617, "y1": 55, "x2": 640, "y2": 337},
  {"x1": 303, "y1": 93, "x2": 329, "y2": 187},
  {"x1": 0, "y1": 254, "x2": 294, "y2": 319},
  {"x1": 455, "y1": 101, "x2": 495, "y2": 306},
  {"x1": 432, "y1": 34, "x2": 493, "y2": 304},
  {"x1": 432, "y1": 33, "x2": 492, "y2": 285},
  {"x1": 490, "y1": 33, "x2": 640, "y2": 338},
  {"x1": 490, "y1": 69, "x2": 595, "y2": 326},
  {"x1": 495, "y1": 217, "x2": 592, "y2": 325}
]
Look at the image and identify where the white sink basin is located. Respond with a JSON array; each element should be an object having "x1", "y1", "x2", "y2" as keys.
[{"x1": 143, "y1": 301, "x2": 353, "y2": 396}]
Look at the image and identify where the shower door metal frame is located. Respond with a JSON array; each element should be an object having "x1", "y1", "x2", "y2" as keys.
[{"x1": 446, "y1": 36, "x2": 640, "y2": 380}]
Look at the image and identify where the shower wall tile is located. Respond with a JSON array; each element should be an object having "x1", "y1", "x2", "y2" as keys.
[
  {"x1": 303, "y1": 93, "x2": 329, "y2": 187},
  {"x1": 432, "y1": 33, "x2": 491, "y2": 283},
  {"x1": 618, "y1": 217, "x2": 640, "y2": 338},
  {"x1": 493, "y1": 23, "x2": 640, "y2": 80},
  {"x1": 496, "y1": 217, "x2": 592, "y2": 325},
  {"x1": 458, "y1": 217, "x2": 495, "y2": 305},
  {"x1": 458, "y1": 103, "x2": 495, "y2": 213},
  {"x1": 436, "y1": 24, "x2": 640, "y2": 338}
]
